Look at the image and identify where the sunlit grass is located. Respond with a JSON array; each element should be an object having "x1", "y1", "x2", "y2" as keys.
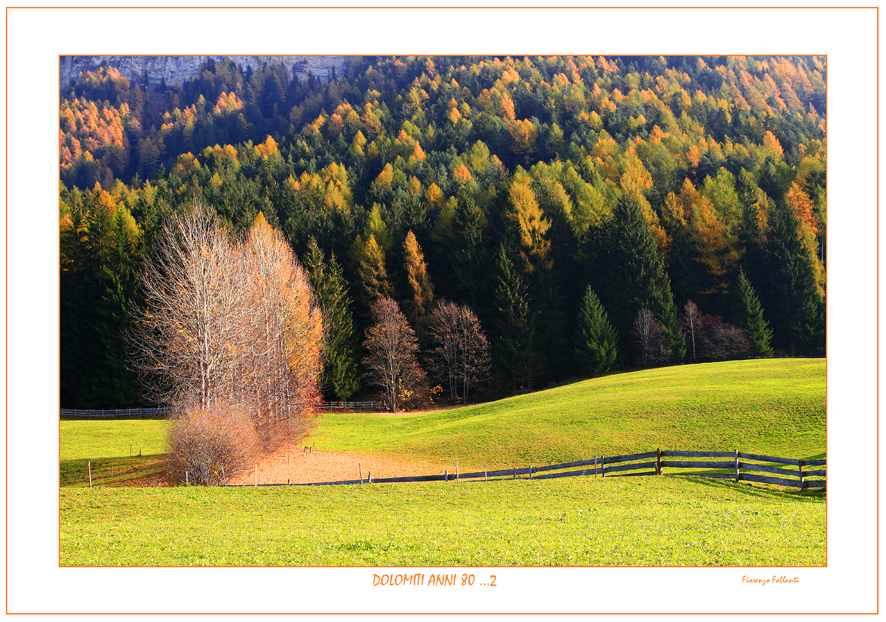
[
  {"x1": 307, "y1": 359, "x2": 825, "y2": 469},
  {"x1": 60, "y1": 475, "x2": 825, "y2": 567},
  {"x1": 59, "y1": 359, "x2": 826, "y2": 567}
]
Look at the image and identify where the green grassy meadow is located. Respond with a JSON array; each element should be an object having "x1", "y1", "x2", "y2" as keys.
[
  {"x1": 60, "y1": 358, "x2": 826, "y2": 566},
  {"x1": 60, "y1": 418, "x2": 169, "y2": 487},
  {"x1": 306, "y1": 358, "x2": 826, "y2": 468}
]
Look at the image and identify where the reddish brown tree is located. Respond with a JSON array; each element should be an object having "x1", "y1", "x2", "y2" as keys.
[
  {"x1": 427, "y1": 301, "x2": 491, "y2": 402},
  {"x1": 363, "y1": 297, "x2": 427, "y2": 412}
]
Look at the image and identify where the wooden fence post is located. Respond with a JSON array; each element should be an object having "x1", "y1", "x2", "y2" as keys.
[
  {"x1": 359, "y1": 463, "x2": 363, "y2": 484},
  {"x1": 601, "y1": 455, "x2": 605, "y2": 478},
  {"x1": 88, "y1": 461, "x2": 92, "y2": 488},
  {"x1": 185, "y1": 471, "x2": 189, "y2": 485},
  {"x1": 221, "y1": 465, "x2": 226, "y2": 487},
  {"x1": 735, "y1": 450, "x2": 740, "y2": 483},
  {"x1": 529, "y1": 465, "x2": 533, "y2": 480},
  {"x1": 798, "y1": 460, "x2": 805, "y2": 490},
  {"x1": 444, "y1": 470, "x2": 448, "y2": 482},
  {"x1": 594, "y1": 455, "x2": 597, "y2": 477},
  {"x1": 513, "y1": 465, "x2": 516, "y2": 480},
  {"x1": 656, "y1": 448, "x2": 662, "y2": 475}
]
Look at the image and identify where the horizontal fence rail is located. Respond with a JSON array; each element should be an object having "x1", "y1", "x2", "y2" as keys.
[
  {"x1": 659, "y1": 450, "x2": 827, "y2": 490},
  {"x1": 225, "y1": 449, "x2": 824, "y2": 491},
  {"x1": 61, "y1": 407, "x2": 174, "y2": 418}
]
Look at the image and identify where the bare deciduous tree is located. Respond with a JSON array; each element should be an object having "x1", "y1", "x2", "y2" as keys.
[
  {"x1": 682, "y1": 300, "x2": 701, "y2": 363},
  {"x1": 633, "y1": 307, "x2": 667, "y2": 368},
  {"x1": 130, "y1": 204, "x2": 249, "y2": 410},
  {"x1": 427, "y1": 301, "x2": 491, "y2": 403},
  {"x1": 130, "y1": 206, "x2": 325, "y2": 480},
  {"x1": 363, "y1": 297, "x2": 427, "y2": 412}
]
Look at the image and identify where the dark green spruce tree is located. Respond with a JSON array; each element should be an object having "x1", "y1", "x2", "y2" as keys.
[
  {"x1": 492, "y1": 246, "x2": 535, "y2": 394},
  {"x1": 767, "y1": 201, "x2": 825, "y2": 356},
  {"x1": 304, "y1": 238, "x2": 361, "y2": 401},
  {"x1": 576, "y1": 285, "x2": 619, "y2": 377},
  {"x1": 449, "y1": 193, "x2": 486, "y2": 307},
  {"x1": 736, "y1": 269, "x2": 774, "y2": 358},
  {"x1": 605, "y1": 195, "x2": 685, "y2": 364}
]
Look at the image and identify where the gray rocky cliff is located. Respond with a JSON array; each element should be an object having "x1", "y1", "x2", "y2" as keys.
[{"x1": 61, "y1": 56, "x2": 349, "y2": 90}]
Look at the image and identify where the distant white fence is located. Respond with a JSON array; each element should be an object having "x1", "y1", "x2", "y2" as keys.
[
  {"x1": 60, "y1": 407, "x2": 174, "y2": 418},
  {"x1": 61, "y1": 402, "x2": 384, "y2": 418},
  {"x1": 319, "y1": 401, "x2": 385, "y2": 410}
]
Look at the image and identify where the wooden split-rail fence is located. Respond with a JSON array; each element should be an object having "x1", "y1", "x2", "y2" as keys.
[{"x1": 233, "y1": 449, "x2": 826, "y2": 491}]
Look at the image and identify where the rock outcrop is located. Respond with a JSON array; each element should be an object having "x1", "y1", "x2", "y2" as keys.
[{"x1": 60, "y1": 55, "x2": 349, "y2": 90}]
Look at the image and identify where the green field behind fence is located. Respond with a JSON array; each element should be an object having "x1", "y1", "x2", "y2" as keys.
[
  {"x1": 306, "y1": 358, "x2": 826, "y2": 469},
  {"x1": 60, "y1": 358, "x2": 826, "y2": 566}
]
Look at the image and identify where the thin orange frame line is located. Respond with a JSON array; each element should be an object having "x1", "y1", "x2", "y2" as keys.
[
  {"x1": 14, "y1": 7, "x2": 864, "y2": 616},
  {"x1": 47, "y1": 57, "x2": 833, "y2": 613}
]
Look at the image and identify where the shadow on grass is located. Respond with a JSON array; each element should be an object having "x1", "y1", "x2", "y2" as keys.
[
  {"x1": 676, "y1": 474, "x2": 826, "y2": 501},
  {"x1": 60, "y1": 454, "x2": 168, "y2": 488}
]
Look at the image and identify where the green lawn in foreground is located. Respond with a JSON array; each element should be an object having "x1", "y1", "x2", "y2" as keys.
[
  {"x1": 60, "y1": 476, "x2": 825, "y2": 566},
  {"x1": 306, "y1": 359, "x2": 825, "y2": 469}
]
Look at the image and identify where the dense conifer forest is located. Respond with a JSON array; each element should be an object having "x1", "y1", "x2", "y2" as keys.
[{"x1": 59, "y1": 55, "x2": 826, "y2": 409}]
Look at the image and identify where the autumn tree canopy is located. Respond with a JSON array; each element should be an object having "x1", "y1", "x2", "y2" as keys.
[{"x1": 61, "y1": 55, "x2": 826, "y2": 408}]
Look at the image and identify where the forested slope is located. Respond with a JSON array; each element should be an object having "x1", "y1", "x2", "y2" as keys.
[{"x1": 59, "y1": 55, "x2": 826, "y2": 408}]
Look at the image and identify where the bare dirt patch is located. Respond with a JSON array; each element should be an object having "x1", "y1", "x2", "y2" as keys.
[{"x1": 226, "y1": 444, "x2": 451, "y2": 485}]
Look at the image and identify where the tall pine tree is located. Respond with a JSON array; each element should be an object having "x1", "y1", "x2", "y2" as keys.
[
  {"x1": 767, "y1": 201, "x2": 825, "y2": 355},
  {"x1": 305, "y1": 239, "x2": 361, "y2": 401},
  {"x1": 576, "y1": 285, "x2": 619, "y2": 377},
  {"x1": 493, "y1": 246, "x2": 535, "y2": 394},
  {"x1": 606, "y1": 195, "x2": 685, "y2": 364},
  {"x1": 736, "y1": 269, "x2": 774, "y2": 358}
]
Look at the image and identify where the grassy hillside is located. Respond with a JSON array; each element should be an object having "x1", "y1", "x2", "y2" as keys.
[
  {"x1": 307, "y1": 358, "x2": 826, "y2": 469},
  {"x1": 60, "y1": 476, "x2": 824, "y2": 566},
  {"x1": 60, "y1": 359, "x2": 825, "y2": 483}
]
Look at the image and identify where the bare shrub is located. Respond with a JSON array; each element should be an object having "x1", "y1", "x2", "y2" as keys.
[
  {"x1": 694, "y1": 314, "x2": 752, "y2": 362},
  {"x1": 680, "y1": 300, "x2": 752, "y2": 363},
  {"x1": 167, "y1": 403, "x2": 260, "y2": 486}
]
